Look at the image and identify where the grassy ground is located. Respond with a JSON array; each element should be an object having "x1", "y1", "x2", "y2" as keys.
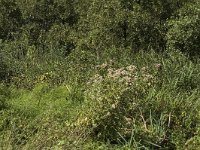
[{"x1": 1, "y1": 50, "x2": 200, "y2": 149}]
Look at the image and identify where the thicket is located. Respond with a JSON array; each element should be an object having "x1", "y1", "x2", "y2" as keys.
[
  {"x1": 0, "y1": 0, "x2": 200, "y2": 149},
  {"x1": 0, "y1": 0, "x2": 196, "y2": 85}
]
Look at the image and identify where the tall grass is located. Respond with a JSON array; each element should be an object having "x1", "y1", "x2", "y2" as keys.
[{"x1": 0, "y1": 50, "x2": 200, "y2": 149}]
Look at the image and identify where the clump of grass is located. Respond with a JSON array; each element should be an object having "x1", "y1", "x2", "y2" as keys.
[{"x1": 0, "y1": 83, "x2": 85, "y2": 149}]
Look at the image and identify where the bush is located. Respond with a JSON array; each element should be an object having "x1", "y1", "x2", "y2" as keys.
[
  {"x1": 73, "y1": 61, "x2": 200, "y2": 149},
  {"x1": 0, "y1": 60, "x2": 11, "y2": 83},
  {"x1": 0, "y1": 83, "x2": 10, "y2": 109},
  {"x1": 79, "y1": 63, "x2": 155, "y2": 140},
  {"x1": 76, "y1": 0, "x2": 166, "y2": 56},
  {"x1": 0, "y1": 0, "x2": 23, "y2": 40},
  {"x1": 166, "y1": 1, "x2": 200, "y2": 57}
]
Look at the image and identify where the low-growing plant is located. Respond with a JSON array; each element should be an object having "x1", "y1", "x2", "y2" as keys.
[{"x1": 79, "y1": 64, "x2": 155, "y2": 140}]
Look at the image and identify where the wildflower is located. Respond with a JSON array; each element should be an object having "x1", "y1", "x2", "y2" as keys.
[
  {"x1": 112, "y1": 104, "x2": 116, "y2": 109},
  {"x1": 133, "y1": 75, "x2": 138, "y2": 81},
  {"x1": 126, "y1": 65, "x2": 137, "y2": 72},
  {"x1": 106, "y1": 112, "x2": 111, "y2": 116},
  {"x1": 121, "y1": 70, "x2": 128, "y2": 76},
  {"x1": 94, "y1": 74, "x2": 100, "y2": 78},
  {"x1": 109, "y1": 59, "x2": 114, "y2": 65},
  {"x1": 143, "y1": 74, "x2": 154, "y2": 82},
  {"x1": 123, "y1": 76, "x2": 132, "y2": 83},
  {"x1": 146, "y1": 74, "x2": 154, "y2": 80},
  {"x1": 107, "y1": 68, "x2": 114, "y2": 77},
  {"x1": 100, "y1": 63, "x2": 108, "y2": 69},
  {"x1": 141, "y1": 67, "x2": 147, "y2": 72},
  {"x1": 124, "y1": 117, "x2": 132, "y2": 125},
  {"x1": 155, "y1": 63, "x2": 162, "y2": 71},
  {"x1": 113, "y1": 69, "x2": 122, "y2": 77}
]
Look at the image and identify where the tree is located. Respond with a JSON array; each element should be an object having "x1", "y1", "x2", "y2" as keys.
[
  {"x1": 0, "y1": 0, "x2": 23, "y2": 40},
  {"x1": 75, "y1": 0, "x2": 166, "y2": 61},
  {"x1": 166, "y1": 0, "x2": 200, "y2": 57},
  {"x1": 15, "y1": 0, "x2": 77, "y2": 56}
]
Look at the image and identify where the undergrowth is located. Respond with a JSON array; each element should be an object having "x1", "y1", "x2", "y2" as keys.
[{"x1": 0, "y1": 50, "x2": 200, "y2": 149}]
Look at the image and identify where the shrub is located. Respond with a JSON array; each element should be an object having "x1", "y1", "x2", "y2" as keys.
[
  {"x1": 80, "y1": 63, "x2": 155, "y2": 140},
  {"x1": 73, "y1": 61, "x2": 200, "y2": 149},
  {"x1": 76, "y1": 0, "x2": 166, "y2": 57},
  {"x1": 0, "y1": 0, "x2": 23, "y2": 40},
  {"x1": 166, "y1": 1, "x2": 200, "y2": 57},
  {"x1": 0, "y1": 59, "x2": 11, "y2": 83},
  {"x1": 0, "y1": 83, "x2": 10, "y2": 109}
]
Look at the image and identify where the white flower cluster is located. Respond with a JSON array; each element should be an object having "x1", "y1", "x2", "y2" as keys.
[{"x1": 88, "y1": 63, "x2": 155, "y2": 87}]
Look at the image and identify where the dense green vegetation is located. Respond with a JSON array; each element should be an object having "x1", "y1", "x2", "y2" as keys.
[{"x1": 1, "y1": 0, "x2": 200, "y2": 149}]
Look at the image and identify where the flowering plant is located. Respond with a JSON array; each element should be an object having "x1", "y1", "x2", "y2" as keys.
[{"x1": 79, "y1": 63, "x2": 155, "y2": 140}]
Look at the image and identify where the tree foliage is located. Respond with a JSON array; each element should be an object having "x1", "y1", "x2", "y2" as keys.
[
  {"x1": 0, "y1": 0, "x2": 198, "y2": 84},
  {"x1": 0, "y1": 0, "x2": 23, "y2": 40},
  {"x1": 167, "y1": 0, "x2": 200, "y2": 56}
]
